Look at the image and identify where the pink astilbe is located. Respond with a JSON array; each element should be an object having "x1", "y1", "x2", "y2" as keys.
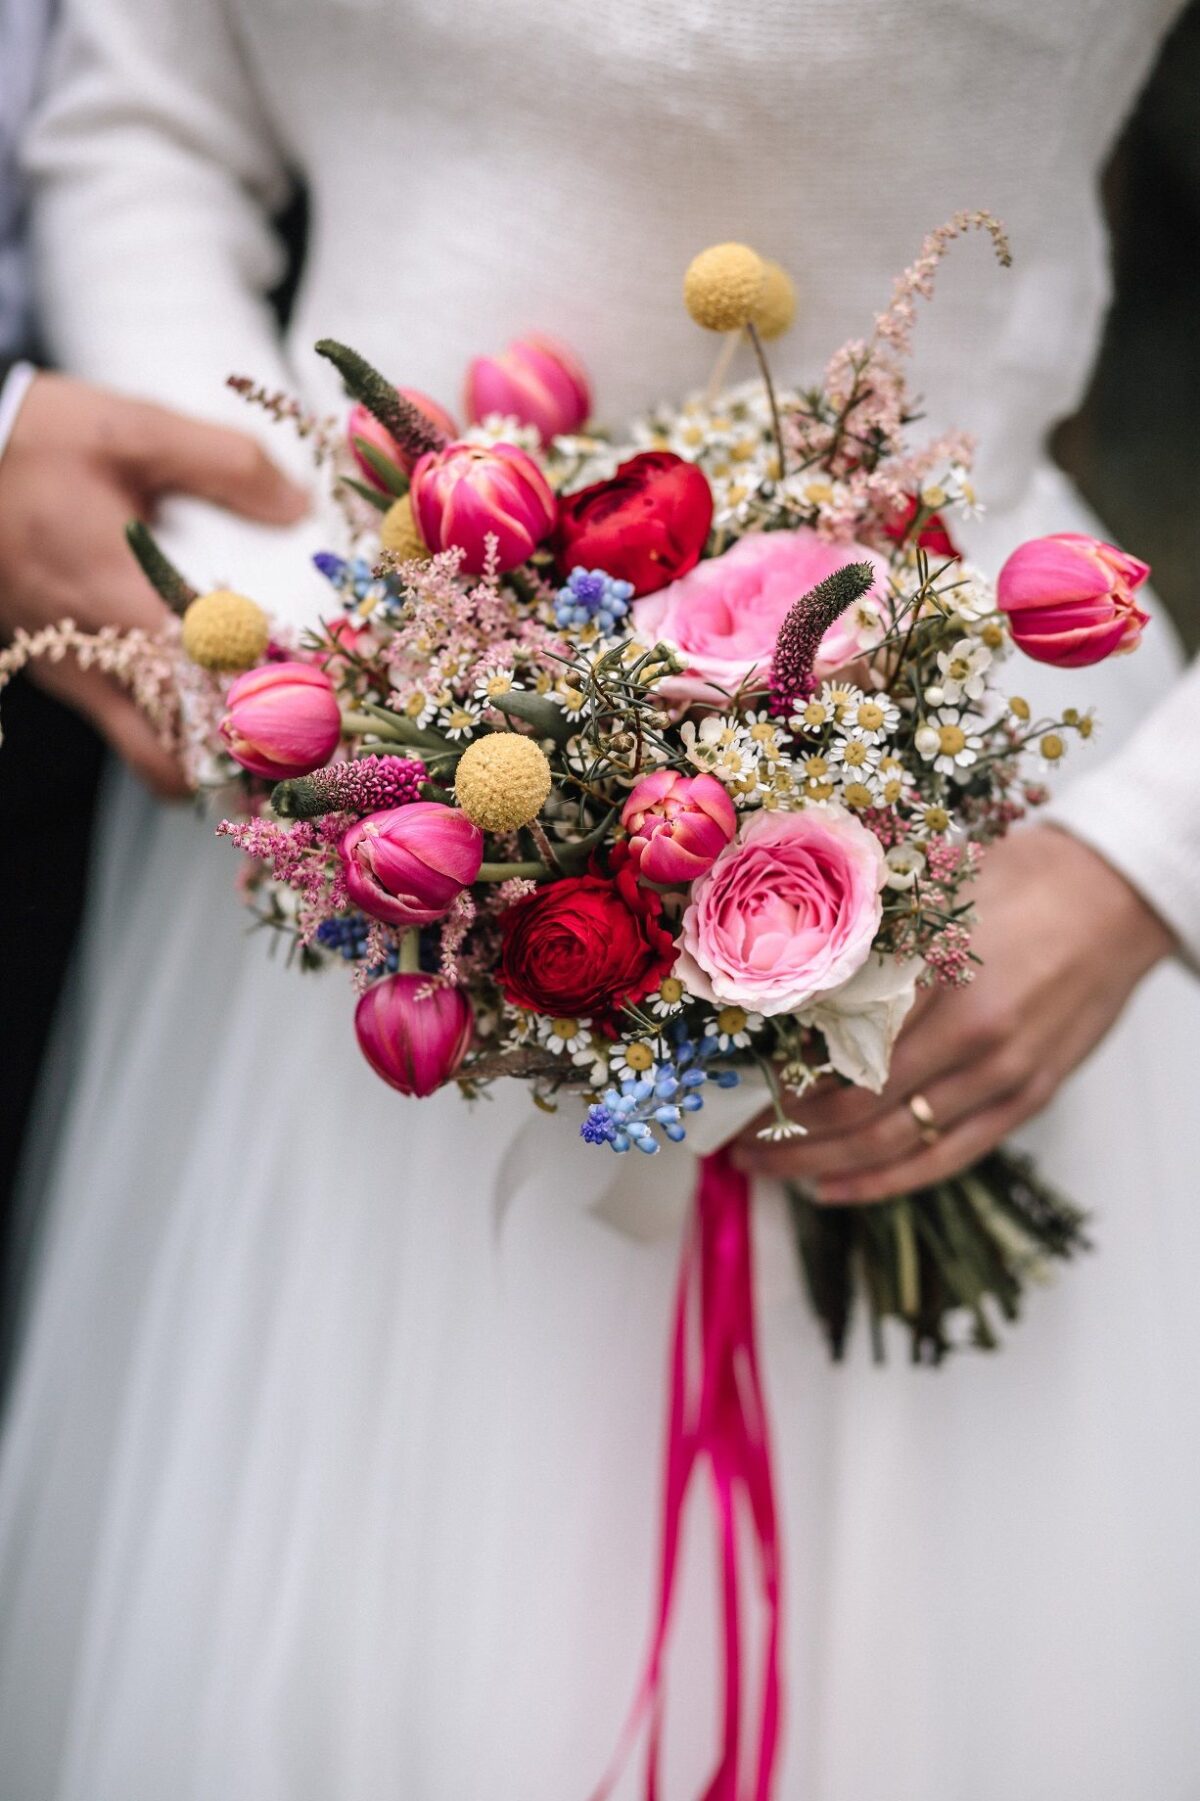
[
  {"x1": 216, "y1": 813, "x2": 348, "y2": 943},
  {"x1": 0, "y1": 618, "x2": 190, "y2": 760}
]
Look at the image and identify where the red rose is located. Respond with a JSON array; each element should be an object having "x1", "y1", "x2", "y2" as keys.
[
  {"x1": 882, "y1": 494, "x2": 960, "y2": 559},
  {"x1": 553, "y1": 451, "x2": 713, "y2": 597},
  {"x1": 497, "y1": 868, "x2": 676, "y2": 1021}
]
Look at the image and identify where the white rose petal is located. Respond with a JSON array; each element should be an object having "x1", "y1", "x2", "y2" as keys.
[{"x1": 799, "y1": 955, "x2": 922, "y2": 1093}]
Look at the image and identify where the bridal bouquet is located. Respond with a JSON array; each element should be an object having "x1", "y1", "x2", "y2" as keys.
[
  {"x1": 2, "y1": 213, "x2": 1149, "y2": 1365},
  {"x1": 2, "y1": 210, "x2": 1152, "y2": 1793}
]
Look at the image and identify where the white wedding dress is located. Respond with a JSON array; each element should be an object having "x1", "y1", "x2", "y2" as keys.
[{"x1": 3, "y1": 2, "x2": 1199, "y2": 1797}]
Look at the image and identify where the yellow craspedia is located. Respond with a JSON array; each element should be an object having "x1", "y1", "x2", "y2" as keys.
[
  {"x1": 378, "y1": 493, "x2": 429, "y2": 562},
  {"x1": 683, "y1": 242, "x2": 766, "y2": 332},
  {"x1": 180, "y1": 588, "x2": 270, "y2": 671},
  {"x1": 751, "y1": 260, "x2": 797, "y2": 340},
  {"x1": 455, "y1": 732, "x2": 553, "y2": 832}
]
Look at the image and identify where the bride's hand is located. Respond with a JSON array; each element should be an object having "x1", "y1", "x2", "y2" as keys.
[{"x1": 731, "y1": 825, "x2": 1176, "y2": 1201}]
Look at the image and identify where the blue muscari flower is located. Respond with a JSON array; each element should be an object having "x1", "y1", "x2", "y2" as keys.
[
  {"x1": 315, "y1": 914, "x2": 401, "y2": 976},
  {"x1": 312, "y1": 550, "x2": 399, "y2": 617},
  {"x1": 580, "y1": 1038, "x2": 740, "y2": 1155},
  {"x1": 554, "y1": 565, "x2": 634, "y2": 636}
]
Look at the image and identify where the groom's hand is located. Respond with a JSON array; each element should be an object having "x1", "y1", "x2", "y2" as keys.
[
  {"x1": 0, "y1": 371, "x2": 309, "y2": 798},
  {"x1": 732, "y1": 826, "x2": 1175, "y2": 1200}
]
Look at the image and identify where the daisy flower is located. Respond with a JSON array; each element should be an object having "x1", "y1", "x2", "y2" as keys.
[
  {"x1": 828, "y1": 729, "x2": 882, "y2": 782},
  {"x1": 843, "y1": 691, "x2": 900, "y2": 744},
  {"x1": 703, "y1": 1005, "x2": 763, "y2": 1052},
  {"x1": 536, "y1": 1014, "x2": 594, "y2": 1058},
  {"x1": 473, "y1": 665, "x2": 519, "y2": 707},
  {"x1": 438, "y1": 699, "x2": 483, "y2": 741},
  {"x1": 649, "y1": 977, "x2": 686, "y2": 1019},
  {"x1": 917, "y1": 707, "x2": 984, "y2": 779},
  {"x1": 936, "y1": 637, "x2": 992, "y2": 704},
  {"x1": 609, "y1": 1038, "x2": 665, "y2": 1084}
]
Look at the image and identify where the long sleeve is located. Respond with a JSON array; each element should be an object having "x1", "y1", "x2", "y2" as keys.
[
  {"x1": 21, "y1": 0, "x2": 330, "y2": 617},
  {"x1": 1046, "y1": 654, "x2": 1200, "y2": 968}
]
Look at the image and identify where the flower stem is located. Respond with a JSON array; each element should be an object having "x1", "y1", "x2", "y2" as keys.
[
  {"x1": 745, "y1": 321, "x2": 787, "y2": 481},
  {"x1": 477, "y1": 860, "x2": 546, "y2": 882},
  {"x1": 399, "y1": 930, "x2": 421, "y2": 974},
  {"x1": 703, "y1": 330, "x2": 740, "y2": 407}
]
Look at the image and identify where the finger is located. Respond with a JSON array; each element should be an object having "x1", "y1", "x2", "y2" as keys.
[
  {"x1": 106, "y1": 401, "x2": 309, "y2": 524},
  {"x1": 811, "y1": 1078, "x2": 1053, "y2": 1205},
  {"x1": 778, "y1": 989, "x2": 973, "y2": 1142},
  {"x1": 31, "y1": 659, "x2": 190, "y2": 800},
  {"x1": 734, "y1": 1049, "x2": 1029, "y2": 1182}
]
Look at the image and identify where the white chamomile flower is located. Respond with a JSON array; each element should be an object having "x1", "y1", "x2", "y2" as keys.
[
  {"x1": 936, "y1": 637, "x2": 992, "y2": 704},
  {"x1": 884, "y1": 843, "x2": 927, "y2": 890},
  {"x1": 742, "y1": 711, "x2": 788, "y2": 763},
  {"x1": 681, "y1": 715, "x2": 758, "y2": 784},
  {"x1": 554, "y1": 680, "x2": 590, "y2": 722},
  {"x1": 609, "y1": 1038, "x2": 665, "y2": 1084},
  {"x1": 947, "y1": 464, "x2": 984, "y2": 518},
  {"x1": 473, "y1": 665, "x2": 519, "y2": 706},
  {"x1": 876, "y1": 753, "x2": 910, "y2": 807},
  {"x1": 817, "y1": 680, "x2": 865, "y2": 725},
  {"x1": 941, "y1": 564, "x2": 993, "y2": 624},
  {"x1": 650, "y1": 976, "x2": 687, "y2": 1019},
  {"x1": 536, "y1": 1015, "x2": 594, "y2": 1058},
  {"x1": 703, "y1": 1005, "x2": 763, "y2": 1052},
  {"x1": 438, "y1": 700, "x2": 482, "y2": 741},
  {"x1": 841, "y1": 692, "x2": 899, "y2": 745},
  {"x1": 396, "y1": 687, "x2": 438, "y2": 729},
  {"x1": 828, "y1": 729, "x2": 882, "y2": 782},
  {"x1": 756, "y1": 1119, "x2": 807, "y2": 1143},
  {"x1": 463, "y1": 414, "x2": 542, "y2": 454},
  {"x1": 920, "y1": 707, "x2": 984, "y2": 779},
  {"x1": 572, "y1": 1034, "x2": 613, "y2": 1088}
]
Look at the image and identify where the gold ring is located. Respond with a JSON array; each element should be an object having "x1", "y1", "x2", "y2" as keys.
[{"x1": 907, "y1": 1092, "x2": 941, "y2": 1145}]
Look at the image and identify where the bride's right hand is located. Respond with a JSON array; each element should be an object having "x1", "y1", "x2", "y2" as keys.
[{"x1": 0, "y1": 371, "x2": 309, "y2": 798}]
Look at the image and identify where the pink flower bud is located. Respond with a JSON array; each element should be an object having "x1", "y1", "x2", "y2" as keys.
[
  {"x1": 996, "y1": 532, "x2": 1150, "y2": 667},
  {"x1": 347, "y1": 389, "x2": 459, "y2": 485},
  {"x1": 355, "y1": 973, "x2": 474, "y2": 1096},
  {"x1": 464, "y1": 334, "x2": 591, "y2": 443},
  {"x1": 341, "y1": 801, "x2": 483, "y2": 927},
  {"x1": 220, "y1": 661, "x2": 342, "y2": 780},
  {"x1": 621, "y1": 769, "x2": 737, "y2": 885},
  {"x1": 410, "y1": 441, "x2": 556, "y2": 575}
]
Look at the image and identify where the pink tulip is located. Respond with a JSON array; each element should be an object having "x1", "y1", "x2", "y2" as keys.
[
  {"x1": 621, "y1": 769, "x2": 737, "y2": 886},
  {"x1": 410, "y1": 440, "x2": 556, "y2": 575},
  {"x1": 220, "y1": 662, "x2": 342, "y2": 780},
  {"x1": 463, "y1": 334, "x2": 591, "y2": 443},
  {"x1": 341, "y1": 801, "x2": 483, "y2": 927},
  {"x1": 355, "y1": 973, "x2": 474, "y2": 1096},
  {"x1": 347, "y1": 390, "x2": 459, "y2": 486},
  {"x1": 996, "y1": 532, "x2": 1150, "y2": 667}
]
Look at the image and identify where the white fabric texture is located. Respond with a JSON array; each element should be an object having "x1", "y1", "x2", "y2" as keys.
[{"x1": 2, "y1": 3, "x2": 1199, "y2": 1798}]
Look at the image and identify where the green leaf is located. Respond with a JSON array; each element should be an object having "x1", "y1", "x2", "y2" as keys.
[
  {"x1": 494, "y1": 688, "x2": 574, "y2": 744},
  {"x1": 351, "y1": 437, "x2": 410, "y2": 497},
  {"x1": 339, "y1": 475, "x2": 392, "y2": 514}
]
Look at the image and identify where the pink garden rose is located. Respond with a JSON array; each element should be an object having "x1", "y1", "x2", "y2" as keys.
[
  {"x1": 675, "y1": 805, "x2": 887, "y2": 1015},
  {"x1": 621, "y1": 768, "x2": 737, "y2": 885},
  {"x1": 996, "y1": 531, "x2": 1150, "y2": 667},
  {"x1": 631, "y1": 528, "x2": 890, "y2": 705}
]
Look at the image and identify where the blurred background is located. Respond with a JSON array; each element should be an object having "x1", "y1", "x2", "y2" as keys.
[{"x1": 1054, "y1": 0, "x2": 1200, "y2": 651}]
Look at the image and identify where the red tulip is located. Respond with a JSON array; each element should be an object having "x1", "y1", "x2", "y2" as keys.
[
  {"x1": 341, "y1": 802, "x2": 483, "y2": 927},
  {"x1": 220, "y1": 662, "x2": 341, "y2": 780},
  {"x1": 355, "y1": 973, "x2": 474, "y2": 1096},
  {"x1": 997, "y1": 532, "x2": 1150, "y2": 667},
  {"x1": 464, "y1": 334, "x2": 591, "y2": 443},
  {"x1": 410, "y1": 440, "x2": 556, "y2": 575}
]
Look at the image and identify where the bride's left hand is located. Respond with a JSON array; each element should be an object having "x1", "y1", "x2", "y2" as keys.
[{"x1": 730, "y1": 825, "x2": 1176, "y2": 1202}]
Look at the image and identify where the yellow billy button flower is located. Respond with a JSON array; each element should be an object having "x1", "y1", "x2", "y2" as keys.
[
  {"x1": 455, "y1": 731, "x2": 553, "y2": 831},
  {"x1": 379, "y1": 493, "x2": 429, "y2": 563},
  {"x1": 180, "y1": 588, "x2": 270, "y2": 671},
  {"x1": 1040, "y1": 732, "x2": 1066, "y2": 762},
  {"x1": 683, "y1": 243, "x2": 767, "y2": 332},
  {"x1": 750, "y1": 260, "x2": 797, "y2": 340}
]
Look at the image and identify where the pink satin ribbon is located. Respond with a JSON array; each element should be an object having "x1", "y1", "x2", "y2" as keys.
[{"x1": 592, "y1": 1149, "x2": 783, "y2": 1800}]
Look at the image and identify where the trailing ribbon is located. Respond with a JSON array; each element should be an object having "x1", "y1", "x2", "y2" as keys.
[{"x1": 592, "y1": 1149, "x2": 783, "y2": 1800}]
